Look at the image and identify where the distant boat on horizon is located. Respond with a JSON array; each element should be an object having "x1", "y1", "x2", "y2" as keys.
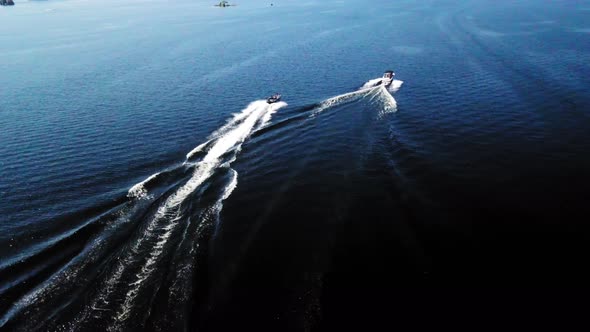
[{"x1": 215, "y1": 1, "x2": 235, "y2": 7}]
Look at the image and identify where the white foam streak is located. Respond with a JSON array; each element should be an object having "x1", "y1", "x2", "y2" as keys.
[
  {"x1": 312, "y1": 89, "x2": 373, "y2": 116},
  {"x1": 209, "y1": 105, "x2": 260, "y2": 140},
  {"x1": 312, "y1": 78, "x2": 402, "y2": 117},
  {"x1": 378, "y1": 85, "x2": 398, "y2": 116},
  {"x1": 185, "y1": 141, "x2": 209, "y2": 160},
  {"x1": 115, "y1": 212, "x2": 181, "y2": 323},
  {"x1": 107, "y1": 100, "x2": 286, "y2": 329},
  {"x1": 0, "y1": 206, "x2": 138, "y2": 330},
  {"x1": 127, "y1": 172, "x2": 160, "y2": 199},
  {"x1": 388, "y1": 79, "x2": 404, "y2": 93},
  {"x1": 361, "y1": 78, "x2": 385, "y2": 89},
  {"x1": 222, "y1": 169, "x2": 238, "y2": 201},
  {"x1": 259, "y1": 101, "x2": 285, "y2": 129}
]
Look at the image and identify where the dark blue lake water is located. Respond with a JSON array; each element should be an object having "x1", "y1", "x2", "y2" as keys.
[{"x1": 1, "y1": 0, "x2": 590, "y2": 330}]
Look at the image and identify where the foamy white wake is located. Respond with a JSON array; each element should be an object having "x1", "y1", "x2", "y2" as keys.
[
  {"x1": 312, "y1": 78, "x2": 403, "y2": 116},
  {"x1": 369, "y1": 85, "x2": 398, "y2": 116},
  {"x1": 388, "y1": 79, "x2": 404, "y2": 93},
  {"x1": 127, "y1": 172, "x2": 160, "y2": 199},
  {"x1": 0, "y1": 100, "x2": 289, "y2": 331},
  {"x1": 0, "y1": 101, "x2": 278, "y2": 330},
  {"x1": 311, "y1": 89, "x2": 372, "y2": 116},
  {"x1": 361, "y1": 78, "x2": 385, "y2": 89},
  {"x1": 95, "y1": 100, "x2": 285, "y2": 330},
  {"x1": 129, "y1": 101, "x2": 285, "y2": 202},
  {"x1": 185, "y1": 141, "x2": 209, "y2": 160}
]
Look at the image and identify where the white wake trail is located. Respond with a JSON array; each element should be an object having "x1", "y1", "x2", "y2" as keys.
[
  {"x1": 311, "y1": 89, "x2": 373, "y2": 116},
  {"x1": 131, "y1": 101, "x2": 285, "y2": 200},
  {"x1": 312, "y1": 78, "x2": 403, "y2": 116},
  {"x1": 377, "y1": 85, "x2": 398, "y2": 116},
  {"x1": 185, "y1": 105, "x2": 261, "y2": 160},
  {"x1": 103, "y1": 100, "x2": 286, "y2": 330},
  {"x1": 361, "y1": 77, "x2": 385, "y2": 89},
  {"x1": 388, "y1": 79, "x2": 404, "y2": 93},
  {"x1": 128, "y1": 172, "x2": 160, "y2": 199}
]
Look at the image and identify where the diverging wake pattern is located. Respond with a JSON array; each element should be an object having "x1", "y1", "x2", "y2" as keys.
[
  {"x1": 312, "y1": 78, "x2": 403, "y2": 116},
  {"x1": 0, "y1": 77, "x2": 401, "y2": 330},
  {"x1": 0, "y1": 100, "x2": 286, "y2": 332}
]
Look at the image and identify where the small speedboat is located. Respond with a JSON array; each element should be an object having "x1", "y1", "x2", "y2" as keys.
[
  {"x1": 267, "y1": 93, "x2": 281, "y2": 104},
  {"x1": 381, "y1": 70, "x2": 395, "y2": 87},
  {"x1": 362, "y1": 70, "x2": 397, "y2": 89}
]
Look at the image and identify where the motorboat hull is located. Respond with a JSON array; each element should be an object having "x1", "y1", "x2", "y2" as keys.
[{"x1": 267, "y1": 94, "x2": 281, "y2": 104}]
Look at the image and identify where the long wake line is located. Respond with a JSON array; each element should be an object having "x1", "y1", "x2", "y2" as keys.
[
  {"x1": 0, "y1": 77, "x2": 403, "y2": 331},
  {"x1": 0, "y1": 100, "x2": 287, "y2": 331}
]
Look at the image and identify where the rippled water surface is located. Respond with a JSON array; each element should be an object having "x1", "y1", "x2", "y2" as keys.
[{"x1": 1, "y1": 0, "x2": 590, "y2": 330}]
